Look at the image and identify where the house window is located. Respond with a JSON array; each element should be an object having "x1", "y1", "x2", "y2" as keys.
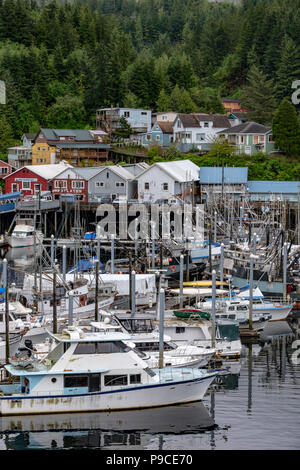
[
  {"x1": 106, "y1": 172, "x2": 109, "y2": 179},
  {"x1": 146, "y1": 134, "x2": 151, "y2": 141},
  {"x1": 34, "y1": 184, "x2": 40, "y2": 193},
  {"x1": 156, "y1": 135, "x2": 160, "y2": 141},
  {"x1": 144, "y1": 182, "x2": 149, "y2": 190},
  {"x1": 162, "y1": 183, "x2": 168, "y2": 191},
  {"x1": 0, "y1": 167, "x2": 8, "y2": 174},
  {"x1": 240, "y1": 136, "x2": 244, "y2": 144},
  {"x1": 104, "y1": 375, "x2": 128, "y2": 386},
  {"x1": 204, "y1": 122, "x2": 209, "y2": 128},
  {"x1": 185, "y1": 133, "x2": 191, "y2": 139},
  {"x1": 141, "y1": 112, "x2": 147, "y2": 116},
  {"x1": 72, "y1": 181, "x2": 84, "y2": 189},
  {"x1": 95, "y1": 182, "x2": 104, "y2": 187},
  {"x1": 42, "y1": 146, "x2": 45, "y2": 151},
  {"x1": 12, "y1": 183, "x2": 18, "y2": 192},
  {"x1": 55, "y1": 180, "x2": 67, "y2": 188},
  {"x1": 177, "y1": 121, "x2": 181, "y2": 128},
  {"x1": 196, "y1": 133, "x2": 205, "y2": 141},
  {"x1": 124, "y1": 112, "x2": 130, "y2": 118},
  {"x1": 22, "y1": 181, "x2": 30, "y2": 190},
  {"x1": 116, "y1": 182, "x2": 125, "y2": 187},
  {"x1": 268, "y1": 134, "x2": 274, "y2": 142}
]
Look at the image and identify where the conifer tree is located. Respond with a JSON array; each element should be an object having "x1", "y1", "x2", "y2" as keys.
[
  {"x1": 272, "y1": 98, "x2": 300, "y2": 157},
  {"x1": 275, "y1": 35, "x2": 300, "y2": 104},
  {"x1": 241, "y1": 65, "x2": 276, "y2": 124}
]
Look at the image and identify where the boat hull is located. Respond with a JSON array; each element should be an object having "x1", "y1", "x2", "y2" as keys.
[
  {"x1": 7, "y1": 234, "x2": 44, "y2": 249},
  {"x1": 0, "y1": 372, "x2": 217, "y2": 416}
]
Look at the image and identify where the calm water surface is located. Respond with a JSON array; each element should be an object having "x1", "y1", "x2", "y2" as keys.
[
  {"x1": 0, "y1": 248, "x2": 299, "y2": 450},
  {"x1": 0, "y1": 318, "x2": 299, "y2": 450}
]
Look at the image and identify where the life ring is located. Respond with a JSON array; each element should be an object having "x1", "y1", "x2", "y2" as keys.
[{"x1": 170, "y1": 265, "x2": 176, "y2": 272}]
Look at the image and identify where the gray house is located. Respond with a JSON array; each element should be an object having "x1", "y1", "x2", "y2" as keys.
[{"x1": 88, "y1": 165, "x2": 137, "y2": 202}]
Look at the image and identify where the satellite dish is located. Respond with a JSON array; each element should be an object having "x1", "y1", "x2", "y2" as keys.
[{"x1": 104, "y1": 317, "x2": 111, "y2": 324}]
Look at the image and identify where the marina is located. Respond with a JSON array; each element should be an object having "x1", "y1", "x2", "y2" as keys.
[{"x1": 0, "y1": 190, "x2": 298, "y2": 451}]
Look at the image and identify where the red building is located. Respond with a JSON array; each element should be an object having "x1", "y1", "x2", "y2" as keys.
[
  {"x1": 52, "y1": 167, "x2": 89, "y2": 202},
  {"x1": 0, "y1": 160, "x2": 15, "y2": 180},
  {"x1": 4, "y1": 162, "x2": 72, "y2": 196}
]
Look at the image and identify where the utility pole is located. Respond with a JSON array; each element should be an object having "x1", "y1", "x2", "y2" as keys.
[
  {"x1": 211, "y1": 270, "x2": 216, "y2": 349},
  {"x1": 53, "y1": 271, "x2": 57, "y2": 334},
  {"x1": 3, "y1": 259, "x2": 9, "y2": 362},
  {"x1": 158, "y1": 288, "x2": 165, "y2": 369},
  {"x1": 179, "y1": 254, "x2": 184, "y2": 309},
  {"x1": 95, "y1": 260, "x2": 99, "y2": 322}
]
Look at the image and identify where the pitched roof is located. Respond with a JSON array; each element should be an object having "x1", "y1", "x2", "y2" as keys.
[
  {"x1": 222, "y1": 98, "x2": 241, "y2": 103},
  {"x1": 5, "y1": 162, "x2": 73, "y2": 180},
  {"x1": 39, "y1": 128, "x2": 94, "y2": 142},
  {"x1": 176, "y1": 114, "x2": 200, "y2": 128},
  {"x1": 137, "y1": 159, "x2": 199, "y2": 182},
  {"x1": 92, "y1": 165, "x2": 134, "y2": 181},
  {"x1": 218, "y1": 121, "x2": 271, "y2": 135},
  {"x1": 156, "y1": 122, "x2": 174, "y2": 133},
  {"x1": 23, "y1": 133, "x2": 37, "y2": 140},
  {"x1": 176, "y1": 113, "x2": 231, "y2": 129}
]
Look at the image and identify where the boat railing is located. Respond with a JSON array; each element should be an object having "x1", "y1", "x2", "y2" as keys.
[{"x1": 259, "y1": 296, "x2": 295, "y2": 306}]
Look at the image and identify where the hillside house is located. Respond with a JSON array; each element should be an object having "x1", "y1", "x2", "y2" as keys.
[
  {"x1": 32, "y1": 128, "x2": 110, "y2": 166},
  {"x1": 96, "y1": 108, "x2": 152, "y2": 135},
  {"x1": 173, "y1": 114, "x2": 231, "y2": 152},
  {"x1": 141, "y1": 121, "x2": 174, "y2": 147},
  {"x1": 218, "y1": 122, "x2": 278, "y2": 155}
]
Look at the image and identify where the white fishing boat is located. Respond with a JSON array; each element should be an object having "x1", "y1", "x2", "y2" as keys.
[
  {"x1": 91, "y1": 314, "x2": 216, "y2": 368},
  {"x1": 162, "y1": 314, "x2": 242, "y2": 359},
  {"x1": 196, "y1": 285, "x2": 294, "y2": 322},
  {"x1": 19, "y1": 273, "x2": 116, "y2": 321},
  {"x1": 0, "y1": 324, "x2": 219, "y2": 415},
  {"x1": 6, "y1": 224, "x2": 43, "y2": 248}
]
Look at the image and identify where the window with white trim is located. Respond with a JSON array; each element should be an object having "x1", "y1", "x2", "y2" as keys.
[
  {"x1": 22, "y1": 181, "x2": 30, "y2": 189},
  {"x1": 55, "y1": 180, "x2": 67, "y2": 188},
  {"x1": 116, "y1": 182, "x2": 125, "y2": 187},
  {"x1": 72, "y1": 180, "x2": 84, "y2": 189}
]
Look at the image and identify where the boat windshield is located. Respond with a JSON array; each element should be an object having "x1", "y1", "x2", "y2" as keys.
[
  {"x1": 217, "y1": 323, "x2": 240, "y2": 341},
  {"x1": 13, "y1": 231, "x2": 32, "y2": 237},
  {"x1": 119, "y1": 319, "x2": 154, "y2": 333}
]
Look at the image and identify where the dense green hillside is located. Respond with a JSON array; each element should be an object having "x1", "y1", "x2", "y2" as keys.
[{"x1": 0, "y1": 0, "x2": 299, "y2": 179}]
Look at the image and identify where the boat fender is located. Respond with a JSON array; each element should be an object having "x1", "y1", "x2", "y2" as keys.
[{"x1": 170, "y1": 265, "x2": 176, "y2": 272}]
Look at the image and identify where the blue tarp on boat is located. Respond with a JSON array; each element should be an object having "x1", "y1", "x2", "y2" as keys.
[{"x1": 68, "y1": 256, "x2": 104, "y2": 273}]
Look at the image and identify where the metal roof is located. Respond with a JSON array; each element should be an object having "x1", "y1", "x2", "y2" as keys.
[
  {"x1": 218, "y1": 121, "x2": 271, "y2": 135},
  {"x1": 137, "y1": 160, "x2": 199, "y2": 182},
  {"x1": 247, "y1": 181, "x2": 300, "y2": 194},
  {"x1": 91, "y1": 165, "x2": 134, "y2": 181},
  {"x1": 22, "y1": 162, "x2": 73, "y2": 180},
  {"x1": 200, "y1": 167, "x2": 248, "y2": 184}
]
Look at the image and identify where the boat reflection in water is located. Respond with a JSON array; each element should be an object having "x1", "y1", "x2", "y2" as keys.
[{"x1": 0, "y1": 402, "x2": 215, "y2": 450}]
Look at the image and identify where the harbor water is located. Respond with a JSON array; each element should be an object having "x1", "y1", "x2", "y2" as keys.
[
  {"x1": 0, "y1": 316, "x2": 299, "y2": 450},
  {"x1": 0, "y1": 246, "x2": 299, "y2": 450}
]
